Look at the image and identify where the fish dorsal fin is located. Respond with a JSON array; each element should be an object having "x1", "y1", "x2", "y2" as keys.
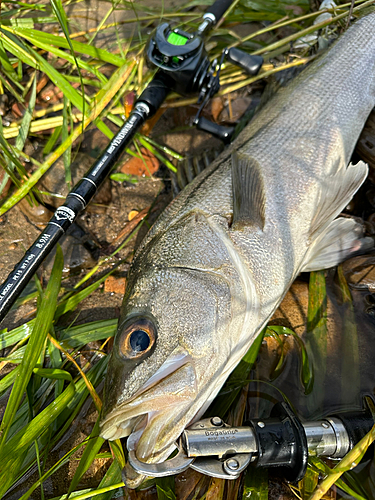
[
  {"x1": 232, "y1": 152, "x2": 266, "y2": 230},
  {"x1": 310, "y1": 160, "x2": 368, "y2": 238}
]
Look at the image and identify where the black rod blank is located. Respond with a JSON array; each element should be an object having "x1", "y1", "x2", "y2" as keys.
[{"x1": 0, "y1": 102, "x2": 151, "y2": 322}]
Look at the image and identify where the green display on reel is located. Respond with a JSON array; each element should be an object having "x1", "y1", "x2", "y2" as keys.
[{"x1": 167, "y1": 31, "x2": 188, "y2": 46}]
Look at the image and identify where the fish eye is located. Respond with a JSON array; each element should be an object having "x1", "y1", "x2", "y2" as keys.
[
  {"x1": 118, "y1": 318, "x2": 156, "y2": 359},
  {"x1": 129, "y1": 330, "x2": 150, "y2": 352}
]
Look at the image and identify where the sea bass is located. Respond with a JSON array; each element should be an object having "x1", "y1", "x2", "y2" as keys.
[{"x1": 100, "y1": 12, "x2": 375, "y2": 484}]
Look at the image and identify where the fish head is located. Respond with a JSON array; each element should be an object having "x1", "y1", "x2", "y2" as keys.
[{"x1": 100, "y1": 262, "x2": 235, "y2": 464}]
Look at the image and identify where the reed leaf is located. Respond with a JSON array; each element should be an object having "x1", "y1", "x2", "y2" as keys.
[
  {"x1": 3, "y1": 26, "x2": 108, "y2": 83},
  {"x1": 242, "y1": 466, "x2": 268, "y2": 499},
  {"x1": 15, "y1": 73, "x2": 36, "y2": 152},
  {"x1": 12, "y1": 27, "x2": 124, "y2": 65},
  {"x1": 208, "y1": 328, "x2": 265, "y2": 418},
  {"x1": 0, "y1": 61, "x2": 135, "y2": 215},
  {"x1": 0, "y1": 380, "x2": 76, "y2": 497},
  {"x1": 0, "y1": 245, "x2": 64, "y2": 451},
  {"x1": 305, "y1": 270, "x2": 327, "y2": 416},
  {"x1": 93, "y1": 460, "x2": 124, "y2": 500},
  {"x1": 0, "y1": 319, "x2": 35, "y2": 349},
  {"x1": 68, "y1": 417, "x2": 105, "y2": 495}
]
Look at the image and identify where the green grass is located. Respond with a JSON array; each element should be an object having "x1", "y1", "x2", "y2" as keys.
[{"x1": 1, "y1": 0, "x2": 374, "y2": 498}]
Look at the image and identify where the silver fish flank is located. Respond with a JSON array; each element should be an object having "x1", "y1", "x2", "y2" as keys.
[{"x1": 100, "y1": 12, "x2": 375, "y2": 485}]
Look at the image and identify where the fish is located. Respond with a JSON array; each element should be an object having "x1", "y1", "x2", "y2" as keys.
[{"x1": 99, "y1": 12, "x2": 375, "y2": 487}]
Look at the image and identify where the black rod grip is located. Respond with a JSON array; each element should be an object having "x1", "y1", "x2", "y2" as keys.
[
  {"x1": 137, "y1": 72, "x2": 171, "y2": 117},
  {"x1": 205, "y1": 0, "x2": 234, "y2": 24}
]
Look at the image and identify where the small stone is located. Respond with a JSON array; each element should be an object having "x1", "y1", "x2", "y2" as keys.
[
  {"x1": 18, "y1": 198, "x2": 52, "y2": 226},
  {"x1": 8, "y1": 243, "x2": 17, "y2": 250},
  {"x1": 218, "y1": 97, "x2": 252, "y2": 124},
  {"x1": 342, "y1": 254, "x2": 375, "y2": 292},
  {"x1": 104, "y1": 276, "x2": 126, "y2": 294},
  {"x1": 0, "y1": 94, "x2": 9, "y2": 116}
]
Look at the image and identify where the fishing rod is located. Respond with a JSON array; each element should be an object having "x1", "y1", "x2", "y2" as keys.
[
  {"x1": 126, "y1": 399, "x2": 375, "y2": 483},
  {"x1": 0, "y1": 0, "x2": 263, "y2": 323}
]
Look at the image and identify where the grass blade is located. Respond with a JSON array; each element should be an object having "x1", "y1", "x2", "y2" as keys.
[
  {"x1": 0, "y1": 381, "x2": 75, "y2": 496},
  {"x1": 18, "y1": 441, "x2": 88, "y2": 500},
  {"x1": 68, "y1": 416, "x2": 105, "y2": 495},
  {"x1": 0, "y1": 366, "x2": 19, "y2": 397},
  {"x1": 208, "y1": 328, "x2": 265, "y2": 418},
  {"x1": 62, "y1": 95, "x2": 72, "y2": 187},
  {"x1": 242, "y1": 466, "x2": 268, "y2": 499},
  {"x1": 305, "y1": 270, "x2": 327, "y2": 416},
  {"x1": 0, "y1": 37, "x2": 19, "y2": 81},
  {"x1": 0, "y1": 61, "x2": 135, "y2": 215},
  {"x1": 0, "y1": 319, "x2": 35, "y2": 349},
  {"x1": 9, "y1": 26, "x2": 124, "y2": 65},
  {"x1": 15, "y1": 72, "x2": 36, "y2": 152},
  {"x1": 2, "y1": 26, "x2": 107, "y2": 84},
  {"x1": 93, "y1": 459, "x2": 124, "y2": 500},
  {"x1": 49, "y1": 0, "x2": 86, "y2": 129},
  {"x1": 55, "y1": 271, "x2": 113, "y2": 319},
  {"x1": 58, "y1": 318, "x2": 117, "y2": 349},
  {"x1": 0, "y1": 245, "x2": 64, "y2": 450},
  {"x1": 337, "y1": 264, "x2": 360, "y2": 405}
]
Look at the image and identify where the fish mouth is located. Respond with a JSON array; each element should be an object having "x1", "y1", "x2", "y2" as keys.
[{"x1": 100, "y1": 348, "x2": 198, "y2": 462}]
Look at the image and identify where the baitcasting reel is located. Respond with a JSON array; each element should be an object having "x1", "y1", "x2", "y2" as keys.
[{"x1": 142, "y1": 18, "x2": 263, "y2": 142}]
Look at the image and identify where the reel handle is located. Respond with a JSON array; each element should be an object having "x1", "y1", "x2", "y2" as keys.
[{"x1": 227, "y1": 48, "x2": 263, "y2": 75}]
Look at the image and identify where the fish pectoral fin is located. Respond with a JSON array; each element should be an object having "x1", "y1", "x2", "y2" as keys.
[
  {"x1": 310, "y1": 160, "x2": 368, "y2": 238},
  {"x1": 231, "y1": 152, "x2": 266, "y2": 230},
  {"x1": 301, "y1": 217, "x2": 374, "y2": 272}
]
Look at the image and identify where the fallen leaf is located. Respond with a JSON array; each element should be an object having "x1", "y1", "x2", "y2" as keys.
[
  {"x1": 121, "y1": 147, "x2": 159, "y2": 177},
  {"x1": 128, "y1": 209, "x2": 139, "y2": 221},
  {"x1": 211, "y1": 96, "x2": 224, "y2": 122}
]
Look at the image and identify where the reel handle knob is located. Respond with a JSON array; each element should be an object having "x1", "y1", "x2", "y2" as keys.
[
  {"x1": 227, "y1": 48, "x2": 263, "y2": 75},
  {"x1": 196, "y1": 116, "x2": 234, "y2": 144}
]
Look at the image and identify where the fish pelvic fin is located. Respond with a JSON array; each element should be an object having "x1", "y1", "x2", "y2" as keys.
[
  {"x1": 302, "y1": 160, "x2": 372, "y2": 271},
  {"x1": 231, "y1": 152, "x2": 266, "y2": 230},
  {"x1": 302, "y1": 217, "x2": 373, "y2": 272},
  {"x1": 309, "y1": 160, "x2": 368, "y2": 238}
]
